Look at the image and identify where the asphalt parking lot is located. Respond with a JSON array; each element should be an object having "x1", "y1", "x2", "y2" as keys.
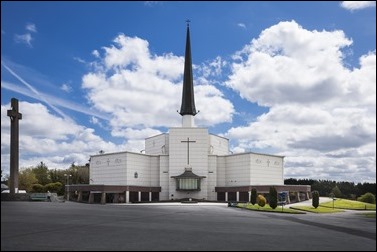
[{"x1": 1, "y1": 201, "x2": 375, "y2": 251}]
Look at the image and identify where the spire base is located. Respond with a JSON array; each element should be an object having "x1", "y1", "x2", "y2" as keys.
[{"x1": 182, "y1": 115, "x2": 195, "y2": 128}]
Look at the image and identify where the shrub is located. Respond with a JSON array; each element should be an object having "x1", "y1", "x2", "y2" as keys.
[
  {"x1": 357, "y1": 192, "x2": 376, "y2": 204},
  {"x1": 250, "y1": 188, "x2": 257, "y2": 205},
  {"x1": 257, "y1": 195, "x2": 266, "y2": 208},
  {"x1": 44, "y1": 182, "x2": 63, "y2": 193},
  {"x1": 31, "y1": 184, "x2": 44, "y2": 193},
  {"x1": 269, "y1": 186, "x2": 278, "y2": 209},
  {"x1": 312, "y1": 190, "x2": 319, "y2": 208}
]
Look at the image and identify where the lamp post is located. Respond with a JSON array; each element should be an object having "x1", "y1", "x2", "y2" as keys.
[{"x1": 64, "y1": 174, "x2": 72, "y2": 201}]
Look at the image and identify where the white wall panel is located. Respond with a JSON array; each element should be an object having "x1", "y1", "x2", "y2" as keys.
[
  {"x1": 225, "y1": 154, "x2": 251, "y2": 186},
  {"x1": 90, "y1": 152, "x2": 127, "y2": 185},
  {"x1": 209, "y1": 134, "x2": 229, "y2": 155},
  {"x1": 145, "y1": 133, "x2": 169, "y2": 155},
  {"x1": 250, "y1": 153, "x2": 284, "y2": 185}
]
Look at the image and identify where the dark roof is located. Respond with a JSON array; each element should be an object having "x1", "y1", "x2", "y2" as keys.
[
  {"x1": 179, "y1": 23, "x2": 197, "y2": 116},
  {"x1": 171, "y1": 168, "x2": 206, "y2": 179}
]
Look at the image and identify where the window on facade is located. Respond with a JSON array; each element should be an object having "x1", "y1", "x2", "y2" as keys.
[{"x1": 176, "y1": 178, "x2": 200, "y2": 191}]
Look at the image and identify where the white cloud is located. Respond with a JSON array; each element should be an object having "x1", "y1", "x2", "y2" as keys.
[
  {"x1": 13, "y1": 23, "x2": 37, "y2": 47},
  {"x1": 60, "y1": 83, "x2": 72, "y2": 93},
  {"x1": 14, "y1": 33, "x2": 33, "y2": 47},
  {"x1": 226, "y1": 20, "x2": 376, "y2": 182},
  {"x1": 228, "y1": 21, "x2": 354, "y2": 107},
  {"x1": 92, "y1": 50, "x2": 100, "y2": 58},
  {"x1": 73, "y1": 57, "x2": 86, "y2": 64},
  {"x1": 340, "y1": 1, "x2": 376, "y2": 10},
  {"x1": 25, "y1": 23, "x2": 37, "y2": 33},
  {"x1": 1, "y1": 101, "x2": 122, "y2": 175},
  {"x1": 237, "y1": 23, "x2": 247, "y2": 29},
  {"x1": 144, "y1": 1, "x2": 160, "y2": 7},
  {"x1": 113, "y1": 128, "x2": 162, "y2": 139},
  {"x1": 82, "y1": 34, "x2": 234, "y2": 131},
  {"x1": 90, "y1": 116, "x2": 99, "y2": 125}
]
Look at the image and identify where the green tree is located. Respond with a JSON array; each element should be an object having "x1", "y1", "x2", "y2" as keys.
[
  {"x1": 49, "y1": 169, "x2": 59, "y2": 183},
  {"x1": 18, "y1": 168, "x2": 38, "y2": 192},
  {"x1": 32, "y1": 162, "x2": 51, "y2": 185},
  {"x1": 331, "y1": 185, "x2": 342, "y2": 198},
  {"x1": 68, "y1": 165, "x2": 89, "y2": 184},
  {"x1": 357, "y1": 192, "x2": 376, "y2": 204},
  {"x1": 32, "y1": 184, "x2": 44, "y2": 193},
  {"x1": 250, "y1": 188, "x2": 257, "y2": 205},
  {"x1": 45, "y1": 182, "x2": 63, "y2": 193},
  {"x1": 269, "y1": 186, "x2": 278, "y2": 209},
  {"x1": 312, "y1": 190, "x2": 320, "y2": 208}
]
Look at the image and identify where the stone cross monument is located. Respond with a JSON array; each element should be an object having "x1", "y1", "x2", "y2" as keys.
[{"x1": 7, "y1": 98, "x2": 22, "y2": 194}]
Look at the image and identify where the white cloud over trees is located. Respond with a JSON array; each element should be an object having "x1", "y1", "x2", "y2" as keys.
[{"x1": 226, "y1": 21, "x2": 376, "y2": 182}]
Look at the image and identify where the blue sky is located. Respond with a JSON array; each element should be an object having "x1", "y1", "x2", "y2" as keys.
[{"x1": 1, "y1": 1, "x2": 376, "y2": 183}]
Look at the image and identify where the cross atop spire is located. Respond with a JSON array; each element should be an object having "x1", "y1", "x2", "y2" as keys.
[{"x1": 179, "y1": 21, "x2": 197, "y2": 117}]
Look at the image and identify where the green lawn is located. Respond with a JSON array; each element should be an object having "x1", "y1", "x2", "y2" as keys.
[
  {"x1": 237, "y1": 203, "x2": 305, "y2": 214},
  {"x1": 320, "y1": 198, "x2": 376, "y2": 210},
  {"x1": 290, "y1": 206, "x2": 344, "y2": 213}
]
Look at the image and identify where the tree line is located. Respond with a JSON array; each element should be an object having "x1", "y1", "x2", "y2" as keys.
[
  {"x1": 1, "y1": 162, "x2": 89, "y2": 195},
  {"x1": 285, "y1": 178, "x2": 376, "y2": 199}
]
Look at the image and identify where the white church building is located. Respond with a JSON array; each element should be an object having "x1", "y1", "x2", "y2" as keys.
[{"x1": 70, "y1": 24, "x2": 310, "y2": 204}]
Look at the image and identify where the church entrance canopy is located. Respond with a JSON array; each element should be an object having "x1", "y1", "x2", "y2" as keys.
[{"x1": 171, "y1": 167, "x2": 206, "y2": 191}]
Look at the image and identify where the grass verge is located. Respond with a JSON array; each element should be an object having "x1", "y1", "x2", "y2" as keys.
[
  {"x1": 319, "y1": 198, "x2": 376, "y2": 210},
  {"x1": 236, "y1": 203, "x2": 305, "y2": 214}
]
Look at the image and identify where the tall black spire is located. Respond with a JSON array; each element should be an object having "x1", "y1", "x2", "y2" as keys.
[{"x1": 179, "y1": 21, "x2": 197, "y2": 116}]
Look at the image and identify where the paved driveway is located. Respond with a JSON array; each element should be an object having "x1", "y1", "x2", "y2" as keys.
[{"x1": 1, "y1": 201, "x2": 375, "y2": 251}]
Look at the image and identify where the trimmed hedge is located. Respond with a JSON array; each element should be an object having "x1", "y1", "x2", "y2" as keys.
[
  {"x1": 312, "y1": 190, "x2": 319, "y2": 208},
  {"x1": 250, "y1": 188, "x2": 257, "y2": 205},
  {"x1": 269, "y1": 186, "x2": 278, "y2": 209}
]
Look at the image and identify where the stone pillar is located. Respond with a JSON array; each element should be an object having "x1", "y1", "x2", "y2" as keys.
[
  {"x1": 296, "y1": 192, "x2": 301, "y2": 202},
  {"x1": 88, "y1": 193, "x2": 94, "y2": 204},
  {"x1": 101, "y1": 192, "x2": 106, "y2": 204},
  {"x1": 236, "y1": 191, "x2": 239, "y2": 202},
  {"x1": 78, "y1": 191, "x2": 82, "y2": 202},
  {"x1": 225, "y1": 192, "x2": 228, "y2": 202},
  {"x1": 138, "y1": 191, "x2": 141, "y2": 202},
  {"x1": 149, "y1": 192, "x2": 152, "y2": 202},
  {"x1": 306, "y1": 192, "x2": 310, "y2": 200},
  {"x1": 125, "y1": 191, "x2": 130, "y2": 203},
  {"x1": 248, "y1": 191, "x2": 251, "y2": 202},
  {"x1": 7, "y1": 98, "x2": 22, "y2": 194},
  {"x1": 286, "y1": 193, "x2": 291, "y2": 204}
]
